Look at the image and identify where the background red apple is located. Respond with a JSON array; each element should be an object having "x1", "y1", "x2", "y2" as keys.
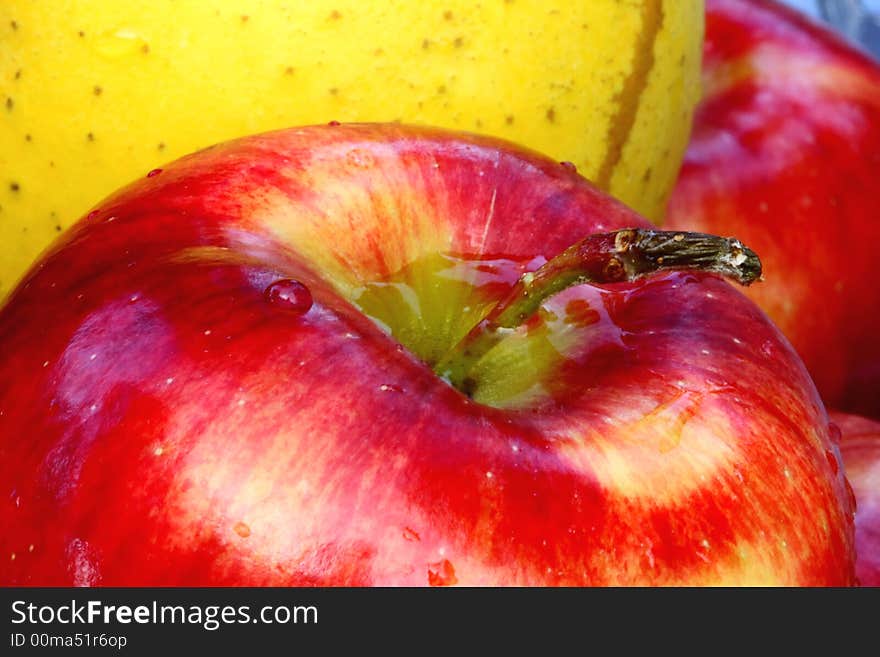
[
  {"x1": 832, "y1": 412, "x2": 880, "y2": 586},
  {"x1": 0, "y1": 124, "x2": 854, "y2": 585},
  {"x1": 666, "y1": 0, "x2": 880, "y2": 418}
]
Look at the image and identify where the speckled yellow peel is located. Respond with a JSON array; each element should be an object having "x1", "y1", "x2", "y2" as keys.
[{"x1": 0, "y1": 0, "x2": 703, "y2": 297}]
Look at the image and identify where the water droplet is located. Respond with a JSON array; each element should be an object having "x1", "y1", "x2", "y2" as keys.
[
  {"x1": 233, "y1": 521, "x2": 251, "y2": 538},
  {"x1": 845, "y1": 478, "x2": 857, "y2": 514},
  {"x1": 147, "y1": 168, "x2": 162, "y2": 178},
  {"x1": 825, "y1": 449, "x2": 839, "y2": 476},
  {"x1": 828, "y1": 422, "x2": 842, "y2": 445},
  {"x1": 402, "y1": 527, "x2": 421, "y2": 542},
  {"x1": 328, "y1": 120, "x2": 341, "y2": 126},
  {"x1": 87, "y1": 210, "x2": 100, "y2": 220},
  {"x1": 379, "y1": 384, "x2": 403, "y2": 393},
  {"x1": 264, "y1": 279, "x2": 312, "y2": 315},
  {"x1": 66, "y1": 538, "x2": 100, "y2": 586},
  {"x1": 346, "y1": 149, "x2": 374, "y2": 168},
  {"x1": 427, "y1": 559, "x2": 457, "y2": 586},
  {"x1": 559, "y1": 161, "x2": 577, "y2": 172},
  {"x1": 563, "y1": 299, "x2": 599, "y2": 327},
  {"x1": 93, "y1": 29, "x2": 149, "y2": 58}
]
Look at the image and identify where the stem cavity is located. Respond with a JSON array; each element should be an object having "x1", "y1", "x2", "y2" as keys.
[{"x1": 436, "y1": 228, "x2": 762, "y2": 391}]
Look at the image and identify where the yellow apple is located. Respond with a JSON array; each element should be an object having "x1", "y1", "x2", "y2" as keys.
[{"x1": 0, "y1": 0, "x2": 703, "y2": 296}]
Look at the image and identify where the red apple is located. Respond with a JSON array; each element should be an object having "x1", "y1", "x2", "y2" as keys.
[
  {"x1": 831, "y1": 412, "x2": 880, "y2": 586},
  {"x1": 0, "y1": 123, "x2": 854, "y2": 585},
  {"x1": 666, "y1": 0, "x2": 880, "y2": 418}
]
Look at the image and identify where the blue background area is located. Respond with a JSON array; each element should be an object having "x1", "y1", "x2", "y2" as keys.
[{"x1": 780, "y1": 0, "x2": 880, "y2": 59}]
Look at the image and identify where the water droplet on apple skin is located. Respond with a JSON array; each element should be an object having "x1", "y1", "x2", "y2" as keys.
[
  {"x1": 146, "y1": 168, "x2": 162, "y2": 178},
  {"x1": 825, "y1": 449, "x2": 839, "y2": 476},
  {"x1": 427, "y1": 559, "x2": 457, "y2": 586},
  {"x1": 828, "y1": 422, "x2": 842, "y2": 445},
  {"x1": 264, "y1": 279, "x2": 313, "y2": 315},
  {"x1": 66, "y1": 538, "x2": 100, "y2": 586},
  {"x1": 844, "y1": 478, "x2": 857, "y2": 515},
  {"x1": 346, "y1": 149, "x2": 374, "y2": 168},
  {"x1": 402, "y1": 527, "x2": 421, "y2": 542}
]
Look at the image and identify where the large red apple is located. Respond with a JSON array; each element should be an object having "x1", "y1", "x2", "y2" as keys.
[
  {"x1": 0, "y1": 124, "x2": 854, "y2": 585},
  {"x1": 831, "y1": 412, "x2": 880, "y2": 586},
  {"x1": 666, "y1": 0, "x2": 880, "y2": 418}
]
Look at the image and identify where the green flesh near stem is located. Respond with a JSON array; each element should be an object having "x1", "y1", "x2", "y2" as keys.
[{"x1": 348, "y1": 229, "x2": 761, "y2": 408}]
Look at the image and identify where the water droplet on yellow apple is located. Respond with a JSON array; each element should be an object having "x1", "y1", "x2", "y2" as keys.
[{"x1": 93, "y1": 29, "x2": 149, "y2": 58}]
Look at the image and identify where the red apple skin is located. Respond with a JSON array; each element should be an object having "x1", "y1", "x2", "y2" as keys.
[
  {"x1": 0, "y1": 124, "x2": 855, "y2": 586},
  {"x1": 831, "y1": 413, "x2": 880, "y2": 586},
  {"x1": 666, "y1": 0, "x2": 880, "y2": 418}
]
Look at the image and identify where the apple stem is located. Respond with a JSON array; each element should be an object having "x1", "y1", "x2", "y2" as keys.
[{"x1": 437, "y1": 228, "x2": 762, "y2": 393}]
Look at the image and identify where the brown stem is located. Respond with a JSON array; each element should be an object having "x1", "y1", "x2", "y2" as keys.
[{"x1": 436, "y1": 228, "x2": 761, "y2": 390}]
